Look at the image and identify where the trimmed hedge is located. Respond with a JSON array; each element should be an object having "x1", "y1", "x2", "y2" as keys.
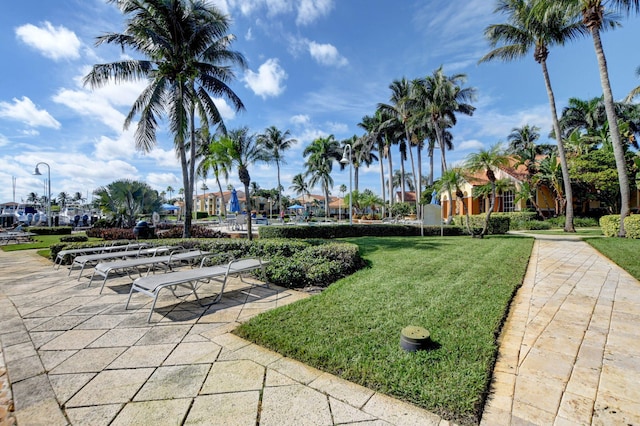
[
  {"x1": 49, "y1": 237, "x2": 363, "y2": 289},
  {"x1": 599, "y1": 215, "x2": 620, "y2": 237},
  {"x1": 454, "y1": 215, "x2": 511, "y2": 235},
  {"x1": 60, "y1": 235, "x2": 89, "y2": 243},
  {"x1": 624, "y1": 215, "x2": 640, "y2": 239},
  {"x1": 259, "y1": 224, "x2": 463, "y2": 239},
  {"x1": 599, "y1": 214, "x2": 640, "y2": 239},
  {"x1": 26, "y1": 226, "x2": 73, "y2": 236}
]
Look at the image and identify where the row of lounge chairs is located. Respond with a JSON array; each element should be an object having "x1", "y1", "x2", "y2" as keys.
[
  {"x1": 0, "y1": 230, "x2": 37, "y2": 245},
  {"x1": 55, "y1": 242, "x2": 268, "y2": 322}
]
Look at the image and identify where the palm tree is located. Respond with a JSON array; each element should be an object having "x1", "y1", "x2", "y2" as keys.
[
  {"x1": 196, "y1": 127, "x2": 232, "y2": 217},
  {"x1": 258, "y1": 126, "x2": 296, "y2": 215},
  {"x1": 438, "y1": 167, "x2": 473, "y2": 231},
  {"x1": 625, "y1": 65, "x2": 640, "y2": 102},
  {"x1": 303, "y1": 135, "x2": 341, "y2": 220},
  {"x1": 84, "y1": 0, "x2": 246, "y2": 238},
  {"x1": 465, "y1": 144, "x2": 510, "y2": 237},
  {"x1": 222, "y1": 127, "x2": 267, "y2": 240},
  {"x1": 57, "y1": 192, "x2": 70, "y2": 208},
  {"x1": 166, "y1": 186, "x2": 174, "y2": 200},
  {"x1": 27, "y1": 192, "x2": 39, "y2": 204},
  {"x1": 536, "y1": 0, "x2": 637, "y2": 236},
  {"x1": 480, "y1": 0, "x2": 584, "y2": 233},
  {"x1": 289, "y1": 173, "x2": 310, "y2": 200},
  {"x1": 94, "y1": 179, "x2": 162, "y2": 228},
  {"x1": 358, "y1": 113, "x2": 386, "y2": 215},
  {"x1": 507, "y1": 124, "x2": 541, "y2": 153},
  {"x1": 419, "y1": 67, "x2": 476, "y2": 174}
]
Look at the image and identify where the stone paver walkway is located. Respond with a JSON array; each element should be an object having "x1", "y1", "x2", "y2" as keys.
[
  {"x1": 0, "y1": 249, "x2": 445, "y2": 426},
  {"x1": 482, "y1": 234, "x2": 640, "y2": 425}
]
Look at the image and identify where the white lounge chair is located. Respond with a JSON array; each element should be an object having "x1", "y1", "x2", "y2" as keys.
[
  {"x1": 68, "y1": 245, "x2": 175, "y2": 280},
  {"x1": 126, "y1": 257, "x2": 269, "y2": 322},
  {"x1": 53, "y1": 242, "x2": 148, "y2": 269},
  {"x1": 90, "y1": 248, "x2": 210, "y2": 293}
]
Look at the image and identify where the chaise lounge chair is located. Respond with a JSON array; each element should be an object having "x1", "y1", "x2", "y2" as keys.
[
  {"x1": 89, "y1": 248, "x2": 210, "y2": 293},
  {"x1": 126, "y1": 257, "x2": 269, "y2": 322}
]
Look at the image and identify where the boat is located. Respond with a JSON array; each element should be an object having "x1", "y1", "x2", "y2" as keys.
[
  {"x1": 58, "y1": 204, "x2": 95, "y2": 227},
  {"x1": 0, "y1": 203, "x2": 47, "y2": 227}
]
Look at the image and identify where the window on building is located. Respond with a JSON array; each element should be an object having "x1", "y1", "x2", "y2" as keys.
[{"x1": 503, "y1": 191, "x2": 515, "y2": 212}]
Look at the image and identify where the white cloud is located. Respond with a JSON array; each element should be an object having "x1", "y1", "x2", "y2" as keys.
[
  {"x1": 243, "y1": 58, "x2": 287, "y2": 99},
  {"x1": 325, "y1": 121, "x2": 348, "y2": 134},
  {"x1": 290, "y1": 114, "x2": 310, "y2": 125},
  {"x1": 15, "y1": 21, "x2": 82, "y2": 61},
  {"x1": 0, "y1": 134, "x2": 9, "y2": 147},
  {"x1": 245, "y1": 27, "x2": 253, "y2": 41},
  {"x1": 297, "y1": 0, "x2": 333, "y2": 26},
  {"x1": 0, "y1": 97, "x2": 61, "y2": 129},
  {"x1": 212, "y1": 97, "x2": 237, "y2": 121},
  {"x1": 457, "y1": 139, "x2": 485, "y2": 151},
  {"x1": 53, "y1": 88, "x2": 126, "y2": 132},
  {"x1": 308, "y1": 41, "x2": 348, "y2": 67},
  {"x1": 93, "y1": 132, "x2": 137, "y2": 160},
  {"x1": 147, "y1": 147, "x2": 181, "y2": 168},
  {"x1": 145, "y1": 172, "x2": 181, "y2": 189}
]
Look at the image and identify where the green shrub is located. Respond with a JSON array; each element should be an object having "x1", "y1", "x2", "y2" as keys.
[
  {"x1": 60, "y1": 235, "x2": 89, "y2": 243},
  {"x1": 599, "y1": 215, "x2": 620, "y2": 237},
  {"x1": 27, "y1": 226, "x2": 73, "y2": 236},
  {"x1": 547, "y1": 216, "x2": 599, "y2": 228},
  {"x1": 196, "y1": 211, "x2": 208, "y2": 219},
  {"x1": 259, "y1": 224, "x2": 463, "y2": 239},
  {"x1": 455, "y1": 215, "x2": 510, "y2": 234},
  {"x1": 623, "y1": 215, "x2": 640, "y2": 239}
]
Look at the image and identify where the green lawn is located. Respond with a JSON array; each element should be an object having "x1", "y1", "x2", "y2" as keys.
[
  {"x1": 1, "y1": 234, "x2": 101, "y2": 257},
  {"x1": 235, "y1": 236, "x2": 534, "y2": 424},
  {"x1": 585, "y1": 237, "x2": 640, "y2": 281}
]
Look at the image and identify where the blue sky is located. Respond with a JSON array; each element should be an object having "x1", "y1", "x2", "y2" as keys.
[{"x1": 1, "y1": 0, "x2": 639, "y2": 205}]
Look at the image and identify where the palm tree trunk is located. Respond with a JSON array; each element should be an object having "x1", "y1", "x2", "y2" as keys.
[
  {"x1": 276, "y1": 161, "x2": 283, "y2": 214},
  {"x1": 590, "y1": 27, "x2": 630, "y2": 236},
  {"x1": 482, "y1": 182, "x2": 497, "y2": 237},
  {"x1": 417, "y1": 143, "x2": 423, "y2": 218},
  {"x1": 434, "y1": 124, "x2": 448, "y2": 174},
  {"x1": 400, "y1": 145, "x2": 406, "y2": 203},
  {"x1": 243, "y1": 181, "x2": 253, "y2": 240},
  {"x1": 378, "y1": 142, "x2": 386, "y2": 218},
  {"x1": 406, "y1": 131, "x2": 419, "y2": 216},
  {"x1": 446, "y1": 188, "x2": 454, "y2": 225},
  {"x1": 216, "y1": 177, "x2": 226, "y2": 217},
  {"x1": 541, "y1": 60, "x2": 575, "y2": 233},
  {"x1": 387, "y1": 142, "x2": 394, "y2": 215},
  {"x1": 354, "y1": 165, "x2": 360, "y2": 192},
  {"x1": 428, "y1": 142, "x2": 435, "y2": 186}
]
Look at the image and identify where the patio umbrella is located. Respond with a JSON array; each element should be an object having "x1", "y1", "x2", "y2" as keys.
[
  {"x1": 430, "y1": 190, "x2": 440, "y2": 205},
  {"x1": 229, "y1": 189, "x2": 240, "y2": 213},
  {"x1": 288, "y1": 204, "x2": 304, "y2": 210},
  {"x1": 161, "y1": 203, "x2": 179, "y2": 211}
]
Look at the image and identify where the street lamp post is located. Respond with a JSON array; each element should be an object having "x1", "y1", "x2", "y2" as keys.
[
  {"x1": 267, "y1": 197, "x2": 272, "y2": 219},
  {"x1": 340, "y1": 144, "x2": 353, "y2": 225},
  {"x1": 33, "y1": 162, "x2": 51, "y2": 227}
]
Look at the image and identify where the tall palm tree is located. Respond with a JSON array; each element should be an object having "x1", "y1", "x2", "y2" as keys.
[
  {"x1": 289, "y1": 173, "x2": 310, "y2": 200},
  {"x1": 438, "y1": 167, "x2": 473, "y2": 232},
  {"x1": 358, "y1": 113, "x2": 387, "y2": 216},
  {"x1": 303, "y1": 135, "x2": 341, "y2": 220},
  {"x1": 84, "y1": 0, "x2": 246, "y2": 238},
  {"x1": 57, "y1": 191, "x2": 70, "y2": 208},
  {"x1": 420, "y1": 67, "x2": 476, "y2": 174},
  {"x1": 166, "y1": 186, "x2": 174, "y2": 201},
  {"x1": 222, "y1": 127, "x2": 267, "y2": 240},
  {"x1": 507, "y1": 124, "x2": 541, "y2": 152},
  {"x1": 536, "y1": 0, "x2": 637, "y2": 236},
  {"x1": 480, "y1": 0, "x2": 584, "y2": 233},
  {"x1": 196, "y1": 127, "x2": 232, "y2": 217},
  {"x1": 258, "y1": 126, "x2": 296, "y2": 215},
  {"x1": 465, "y1": 144, "x2": 510, "y2": 237}
]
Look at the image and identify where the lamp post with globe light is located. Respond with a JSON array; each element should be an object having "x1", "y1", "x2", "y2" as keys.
[
  {"x1": 340, "y1": 145, "x2": 352, "y2": 225},
  {"x1": 33, "y1": 162, "x2": 51, "y2": 227}
]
